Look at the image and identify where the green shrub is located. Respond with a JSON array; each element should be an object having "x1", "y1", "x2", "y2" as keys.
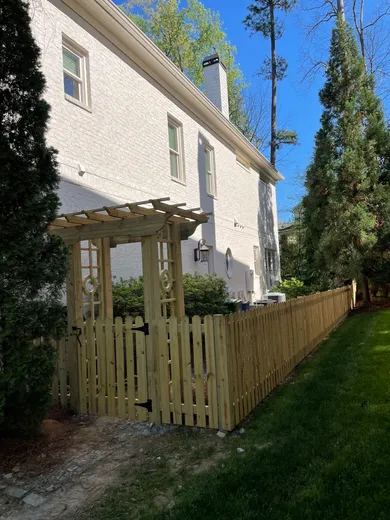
[
  {"x1": 183, "y1": 273, "x2": 230, "y2": 317},
  {"x1": 112, "y1": 273, "x2": 230, "y2": 318},
  {"x1": 271, "y1": 278, "x2": 314, "y2": 300},
  {"x1": 0, "y1": 302, "x2": 66, "y2": 438},
  {"x1": 112, "y1": 277, "x2": 145, "y2": 319},
  {"x1": 1, "y1": 341, "x2": 56, "y2": 438}
]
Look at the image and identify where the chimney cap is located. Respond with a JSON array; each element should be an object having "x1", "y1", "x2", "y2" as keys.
[{"x1": 202, "y1": 53, "x2": 227, "y2": 71}]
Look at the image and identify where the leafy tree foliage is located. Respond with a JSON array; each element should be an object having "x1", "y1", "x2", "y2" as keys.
[
  {"x1": 244, "y1": 0, "x2": 297, "y2": 166},
  {"x1": 303, "y1": 17, "x2": 390, "y2": 297},
  {"x1": 279, "y1": 204, "x2": 308, "y2": 280},
  {"x1": 0, "y1": 0, "x2": 68, "y2": 437},
  {"x1": 123, "y1": 0, "x2": 266, "y2": 150}
]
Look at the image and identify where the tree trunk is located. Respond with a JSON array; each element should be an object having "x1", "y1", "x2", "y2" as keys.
[
  {"x1": 270, "y1": 0, "x2": 277, "y2": 167},
  {"x1": 337, "y1": 0, "x2": 345, "y2": 19}
]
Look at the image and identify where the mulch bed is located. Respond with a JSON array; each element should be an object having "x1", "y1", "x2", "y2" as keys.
[{"x1": 0, "y1": 408, "x2": 90, "y2": 476}]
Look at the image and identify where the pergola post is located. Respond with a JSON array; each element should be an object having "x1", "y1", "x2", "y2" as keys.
[
  {"x1": 141, "y1": 234, "x2": 162, "y2": 424},
  {"x1": 171, "y1": 223, "x2": 185, "y2": 317},
  {"x1": 99, "y1": 237, "x2": 113, "y2": 320},
  {"x1": 66, "y1": 242, "x2": 84, "y2": 412}
]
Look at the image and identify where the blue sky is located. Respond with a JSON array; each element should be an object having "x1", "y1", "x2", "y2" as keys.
[{"x1": 113, "y1": 1, "x2": 388, "y2": 221}]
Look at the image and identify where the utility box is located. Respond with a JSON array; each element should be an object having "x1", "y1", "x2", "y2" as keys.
[
  {"x1": 264, "y1": 292, "x2": 286, "y2": 303},
  {"x1": 245, "y1": 269, "x2": 255, "y2": 292}
]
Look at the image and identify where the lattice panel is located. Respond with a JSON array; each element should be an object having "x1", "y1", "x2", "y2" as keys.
[
  {"x1": 80, "y1": 240, "x2": 102, "y2": 320},
  {"x1": 158, "y1": 224, "x2": 176, "y2": 319}
]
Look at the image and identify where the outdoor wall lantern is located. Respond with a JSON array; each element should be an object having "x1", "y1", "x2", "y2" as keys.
[{"x1": 194, "y1": 239, "x2": 209, "y2": 263}]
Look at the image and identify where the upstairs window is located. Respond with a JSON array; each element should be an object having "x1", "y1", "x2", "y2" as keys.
[
  {"x1": 62, "y1": 38, "x2": 89, "y2": 107},
  {"x1": 168, "y1": 118, "x2": 185, "y2": 182},
  {"x1": 205, "y1": 145, "x2": 216, "y2": 196}
]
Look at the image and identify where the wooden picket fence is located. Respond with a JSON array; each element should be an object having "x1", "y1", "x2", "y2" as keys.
[{"x1": 52, "y1": 285, "x2": 355, "y2": 430}]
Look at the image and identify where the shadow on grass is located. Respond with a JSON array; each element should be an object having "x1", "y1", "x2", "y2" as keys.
[{"x1": 153, "y1": 310, "x2": 390, "y2": 520}]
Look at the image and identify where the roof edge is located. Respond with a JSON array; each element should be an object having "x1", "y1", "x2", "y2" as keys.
[{"x1": 62, "y1": 0, "x2": 284, "y2": 183}]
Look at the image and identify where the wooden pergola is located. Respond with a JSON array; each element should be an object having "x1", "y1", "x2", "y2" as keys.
[{"x1": 50, "y1": 197, "x2": 209, "y2": 422}]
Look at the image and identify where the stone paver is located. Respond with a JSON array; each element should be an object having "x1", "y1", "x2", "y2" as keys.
[
  {"x1": 22, "y1": 493, "x2": 46, "y2": 507},
  {"x1": 4, "y1": 488, "x2": 28, "y2": 499}
]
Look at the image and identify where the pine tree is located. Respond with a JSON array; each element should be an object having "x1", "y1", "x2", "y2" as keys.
[
  {"x1": 0, "y1": 0, "x2": 68, "y2": 436},
  {"x1": 244, "y1": 0, "x2": 297, "y2": 167},
  {"x1": 303, "y1": 16, "x2": 390, "y2": 297}
]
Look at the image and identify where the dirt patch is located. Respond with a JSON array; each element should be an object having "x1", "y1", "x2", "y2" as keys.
[{"x1": 0, "y1": 415, "x2": 173, "y2": 520}]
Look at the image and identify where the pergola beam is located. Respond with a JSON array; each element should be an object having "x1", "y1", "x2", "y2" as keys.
[{"x1": 50, "y1": 213, "x2": 171, "y2": 244}]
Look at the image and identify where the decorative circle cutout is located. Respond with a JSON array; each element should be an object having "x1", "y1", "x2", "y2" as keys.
[
  {"x1": 225, "y1": 248, "x2": 233, "y2": 279},
  {"x1": 160, "y1": 269, "x2": 173, "y2": 293},
  {"x1": 82, "y1": 274, "x2": 98, "y2": 296}
]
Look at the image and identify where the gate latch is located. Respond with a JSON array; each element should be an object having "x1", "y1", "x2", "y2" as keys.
[
  {"x1": 135, "y1": 399, "x2": 153, "y2": 412},
  {"x1": 132, "y1": 322, "x2": 149, "y2": 336}
]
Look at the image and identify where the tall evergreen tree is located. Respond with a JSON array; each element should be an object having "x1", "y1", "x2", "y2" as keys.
[
  {"x1": 303, "y1": 16, "x2": 390, "y2": 297},
  {"x1": 0, "y1": 0, "x2": 68, "y2": 436}
]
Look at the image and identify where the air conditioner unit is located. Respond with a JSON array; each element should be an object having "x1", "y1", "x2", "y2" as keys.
[
  {"x1": 264, "y1": 292, "x2": 286, "y2": 303},
  {"x1": 245, "y1": 269, "x2": 255, "y2": 292}
]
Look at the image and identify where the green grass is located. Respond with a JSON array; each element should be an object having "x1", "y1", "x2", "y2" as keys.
[{"x1": 83, "y1": 310, "x2": 390, "y2": 520}]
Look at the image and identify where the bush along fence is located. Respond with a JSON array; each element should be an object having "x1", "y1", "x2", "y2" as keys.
[{"x1": 52, "y1": 285, "x2": 355, "y2": 431}]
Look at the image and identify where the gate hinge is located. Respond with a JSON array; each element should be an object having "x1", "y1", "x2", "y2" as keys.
[
  {"x1": 132, "y1": 322, "x2": 149, "y2": 336},
  {"x1": 135, "y1": 399, "x2": 153, "y2": 412}
]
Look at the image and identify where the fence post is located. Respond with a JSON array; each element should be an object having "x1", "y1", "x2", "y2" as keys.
[
  {"x1": 351, "y1": 280, "x2": 357, "y2": 309},
  {"x1": 213, "y1": 315, "x2": 234, "y2": 431}
]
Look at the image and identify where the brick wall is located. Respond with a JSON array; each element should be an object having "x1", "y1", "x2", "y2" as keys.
[{"x1": 30, "y1": 0, "x2": 280, "y2": 301}]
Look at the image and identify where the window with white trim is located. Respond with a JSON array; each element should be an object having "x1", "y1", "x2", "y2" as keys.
[
  {"x1": 168, "y1": 118, "x2": 185, "y2": 182},
  {"x1": 265, "y1": 249, "x2": 277, "y2": 288},
  {"x1": 204, "y1": 145, "x2": 216, "y2": 196},
  {"x1": 253, "y1": 246, "x2": 260, "y2": 276},
  {"x1": 62, "y1": 38, "x2": 89, "y2": 106}
]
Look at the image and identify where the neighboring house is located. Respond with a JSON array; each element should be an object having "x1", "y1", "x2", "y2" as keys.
[{"x1": 30, "y1": 0, "x2": 283, "y2": 300}]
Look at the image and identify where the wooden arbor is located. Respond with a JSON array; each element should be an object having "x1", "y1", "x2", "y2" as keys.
[{"x1": 49, "y1": 197, "x2": 209, "y2": 423}]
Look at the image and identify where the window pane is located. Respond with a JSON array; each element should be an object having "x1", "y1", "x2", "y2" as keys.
[
  {"x1": 63, "y1": 73, "x2": 80, "y2": 100},
  {"x1": 205, "y1": 147, "x2": 211, "y2": 172},
  {"x1": 205, "y1": 172, "x2": 211, "y2": 194},
  {"x1": 63, "y1": 47, "x2": 80, "y2": 77},
  {"x1": 170, "y1": 151, "x2": 179, "y2": 178},
  {"x1": 168, "y1": 124, "x2": 178, "y2": 151}
]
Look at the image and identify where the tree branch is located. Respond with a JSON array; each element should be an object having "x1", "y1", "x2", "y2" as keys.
[{"x1": 363, "y1": 7, "x2": 390, "y2": 31}]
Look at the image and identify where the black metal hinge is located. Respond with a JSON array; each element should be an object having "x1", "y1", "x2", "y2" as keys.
[
  {"x1": 135, "y1": 399, "x2": 153, "y2": 412},
  {"x1": 71, "y1": 326, "x2": 83, "y2": 348},
  {"x1": 132, "y1": 322, "x2": 149, "y2": 336}
]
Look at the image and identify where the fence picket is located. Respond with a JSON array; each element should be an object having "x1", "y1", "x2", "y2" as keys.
[
  {"x1": 105, "y1": 317, "x2": 116, "y2": 417},
  {"x1": 96, "y1": 317, "x2": 106, "y2": 415},
  {"x1": 158, "y1": 317, "x2": 171, "y2": 424},
  {"x1": 86, "y1": 317, "x2": 96, "y2": 414},
  {"x1": 115, "y1": 317, "x2": 126, "y2": 418},
  {"x1": 179, "y1": 316, "x2": 194, "y2": 426},
  {"x1": 135, "y1": 316, "x2": 147, "y2": 421},
  {"x1": 169, "y1": 316, "x2": 182, "y2": 424},
  {"x1": 125, "y1": 317, "x2": 136, "y2": 420}
]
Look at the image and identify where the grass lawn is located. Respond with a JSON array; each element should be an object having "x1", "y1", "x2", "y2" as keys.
[{"x1": 82, "y1": 310, "x2": 390, "y2": 520}]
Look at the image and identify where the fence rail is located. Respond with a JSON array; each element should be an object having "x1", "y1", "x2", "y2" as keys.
[{"x1": 52, "y1": 285, "x2": 354, "y2": 430}]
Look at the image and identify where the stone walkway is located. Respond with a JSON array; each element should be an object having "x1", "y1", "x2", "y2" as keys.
[{"x1": 0, "y1": 417, "x2": 171, "y2": 520}]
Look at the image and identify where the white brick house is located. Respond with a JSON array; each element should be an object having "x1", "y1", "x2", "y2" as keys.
[{"x1": 30, "y1": 0, "x2": 283, "y2": 301}]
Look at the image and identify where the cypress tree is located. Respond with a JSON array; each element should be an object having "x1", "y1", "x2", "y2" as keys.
[
  {"x1": 0, "y1": 0, "x2": 68, "y2": 436},
  {"x1": 303, "y1": 17, "x2": 390, "y2": 296}
]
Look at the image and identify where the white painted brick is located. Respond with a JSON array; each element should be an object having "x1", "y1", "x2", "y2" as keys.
[{"x1": 30, "y1": 0, "x2": 280, "y2": 301}]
